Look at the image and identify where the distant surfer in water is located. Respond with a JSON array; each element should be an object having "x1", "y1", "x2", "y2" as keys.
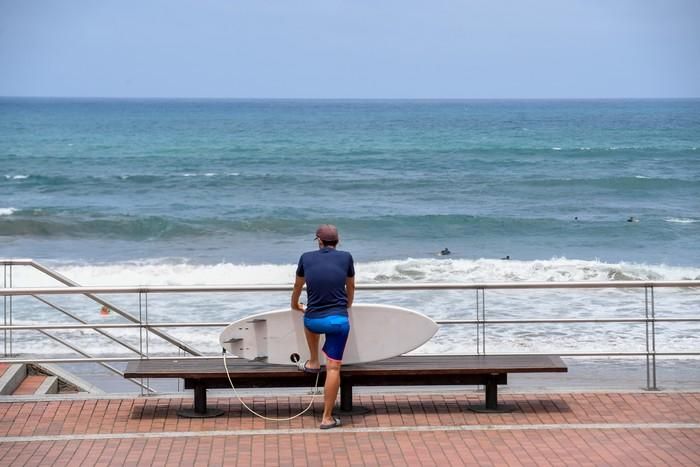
[
  {"x1": 291, "y1": 224, "x2": 355, "y2": 430},
  {"x1": 439, "y1": 248, "x2": 451, "y2": 256}
]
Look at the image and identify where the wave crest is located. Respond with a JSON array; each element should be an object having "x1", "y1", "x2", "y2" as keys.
[
  {"x1": 0, "y1": 207, "x2": 17, "y2": 216},
  {"x1": 12, "y1": 257, "x2": 700, "y2": 287},
  {"x1": 665, "y1": 218, "x2": 698, "y2": 224}
]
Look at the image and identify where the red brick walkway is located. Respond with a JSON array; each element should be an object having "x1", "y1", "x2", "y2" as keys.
[{"x1": 1, "y1": 392, "x2": 699, "y2": 466}]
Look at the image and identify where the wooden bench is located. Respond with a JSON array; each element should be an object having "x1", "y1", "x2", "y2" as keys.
[{"x1": 124, "y1": 355, "x2": 567, "y2": 418}]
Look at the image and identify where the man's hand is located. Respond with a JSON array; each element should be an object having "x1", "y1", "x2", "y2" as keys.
[
  {"x1": 291, "y1": 275, "x2": 306, "y2": 312},
  {"x1": 346, "y1": 276, "x2": 355, "y2": 309}
]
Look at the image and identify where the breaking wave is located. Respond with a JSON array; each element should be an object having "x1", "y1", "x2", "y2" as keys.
[{"x1": 12, "y1": 257, "x2": 700, "y2": 287}]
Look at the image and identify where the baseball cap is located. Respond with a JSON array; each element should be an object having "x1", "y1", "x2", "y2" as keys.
[{"x1": 315, "y1": 224, "x2": 339, "y2": 242}]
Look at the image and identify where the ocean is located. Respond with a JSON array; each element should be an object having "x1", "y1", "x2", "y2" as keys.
[{"x1": 1, "y1": 98, "x2": 699, "y2": 367}]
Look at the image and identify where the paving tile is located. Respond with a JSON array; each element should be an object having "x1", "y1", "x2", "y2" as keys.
[{"x1": 0, "y1": 391, "x2": 699, "y2": 465}]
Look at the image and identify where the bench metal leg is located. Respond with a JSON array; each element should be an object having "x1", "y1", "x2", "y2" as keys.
[
  {"x1": 468, "y1": 374, "x2": 516, "y2": 413},
  {"x1": 177, "y1": 381, "x2": 225, "y2": 418},
  {"x1": 336, "y1": 378, "x2": 370, "y2": 415}
]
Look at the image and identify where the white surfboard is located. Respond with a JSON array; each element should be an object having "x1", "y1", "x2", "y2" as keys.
[{"x1": 219, "y1": 304, "x2": 438, "y2": 365}]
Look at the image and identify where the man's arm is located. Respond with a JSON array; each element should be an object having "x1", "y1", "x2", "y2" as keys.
[
  {"x1": 345, "y1": 276, "x2": 355, "y2": 309},
  {"x1": 291, "y1": 275, "x2": 306, "y2": 312}
]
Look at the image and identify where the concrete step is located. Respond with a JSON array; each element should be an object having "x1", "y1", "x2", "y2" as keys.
[
  {"x1": 0, "y1": 363, "x2": 91, "y2": 396},
  {"x1": 13, "y1": 375, "x2": 49, "y2": 395},
  {"x1": 11, "y1": 374, "x2": 59, "y2": 395},
  {"x1": 36, "y1": 375, "x2": 59, "y2": 394},
  {"x1": 0, "y1": 364, "x2": 26, "y2": 395}
]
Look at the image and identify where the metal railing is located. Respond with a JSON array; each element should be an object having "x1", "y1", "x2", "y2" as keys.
[
  {"x1": 2, "y1": 259, "x2": 206, "y2": 392},
  {"x1": 2, "y1": 259, "x2": 700, "y2": 392}
]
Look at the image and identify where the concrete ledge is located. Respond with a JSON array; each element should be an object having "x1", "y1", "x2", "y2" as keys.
[
  {"x1": 35, "y1": 376, "x2": 58, "y2": 395},
  {"x1": 0, "y1": 364, "x2": 26, "y2": 395}
]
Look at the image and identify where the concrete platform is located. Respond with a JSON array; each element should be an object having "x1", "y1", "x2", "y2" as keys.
[{"x1": 0, "y1": 391, "x2": 699, "y2": 466}]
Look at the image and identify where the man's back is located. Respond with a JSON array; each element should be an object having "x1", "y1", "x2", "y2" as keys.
[{"x1": 297, "y1": 247, "x2": 355, "y2": 316}]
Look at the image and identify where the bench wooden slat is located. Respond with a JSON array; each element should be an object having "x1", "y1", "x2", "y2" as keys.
[{"x1": 125, "y1": 355, "x2": 567, "y2": 379}]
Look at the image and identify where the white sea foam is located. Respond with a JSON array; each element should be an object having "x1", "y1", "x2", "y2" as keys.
[
  {"x1": 5, "y1": 174, "x2": 29, "y2": 180},
  {"x1": 552, "y1": 147, "x2": 562, "y2": 151},
  {"x1": 665, "y1": 217, "x2": 698, "y2": 224},
  {"x1": 56, "y1": 260, "x2": 297, "y2": 286},
  {"x1": 0, "y1": 207, "x2": 17, "y2": 216},
  {"x1": 8, "y1": 258, "x2": 700, "y2": 357},
  {"x1": 635, "y1": 175, "x2": 650, "y2": 179},
  {"x1": 11, "y1": 257, "x2": 699, "y2": 288},
  {"x1": 182, "y1": 172, "x2": 219, "y2": 177}
]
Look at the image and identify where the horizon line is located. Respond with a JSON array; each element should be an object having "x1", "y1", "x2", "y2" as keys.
[{"x1": 2, "y1": 95, "x2": 699, "y2": 101}]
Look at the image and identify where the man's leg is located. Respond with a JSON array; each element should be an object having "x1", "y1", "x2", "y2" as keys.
[
  {"x1": 322, "y1": 359, "x2": 341, "y2": 424},
  {"x1": 303, "y1": 326, "x2": 321, "y2": 370}
]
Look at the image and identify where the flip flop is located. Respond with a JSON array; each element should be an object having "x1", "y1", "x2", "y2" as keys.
[
  {"x1": 320, "y1": 417, "x2": 342, "y2": 430},
  {"x1": 296, "y1": 359, "x2": 321, "y2": 374}
]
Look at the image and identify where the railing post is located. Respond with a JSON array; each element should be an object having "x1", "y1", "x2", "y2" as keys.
[
  {"x1": 139, "y1": 291, "x2": 144, "y2": 396},
  {"x1": 3, "y1": 264, "x2": 6, "y2": 357},
  {"x1": 3, "y1": 264, "x2": 12, "y2": 357},
  {"x1": 650, "y1": 286, "x2": 657, "y2": 390},
  {"x1": 644, "y1": 286, "x2": 650, "y2": 389},
  {"x1": 481, "y1": 288, "x2": 486, "y2": 355},
  {"x1": 475, "y1": 289, "x2": 480, "y2": 355},
  {"x1": 475, "y1": 288, "x2": 486, "y2": 355},
  {"x1": 144, "y1": 291, "x2": 150, "y2": 394},
  {"x1": 144, "y1": 291, "x2": 149, "y2": 358},
  {"x1": 644, "y1": 286, "x2": 658, "y2": 391}
]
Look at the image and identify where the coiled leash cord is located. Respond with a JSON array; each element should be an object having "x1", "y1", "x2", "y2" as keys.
[{"x1": 222, "y1": 350, "x2": 321, "y2": 421}]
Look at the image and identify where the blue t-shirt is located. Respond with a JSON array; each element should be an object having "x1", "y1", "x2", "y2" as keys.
[{"x1": 296, "y1": 247, "x2": 355, "y2": 318}]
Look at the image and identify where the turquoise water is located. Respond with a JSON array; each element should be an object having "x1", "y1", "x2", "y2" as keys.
[
  {"x1": 1, "y1": 98, "x2": 699, "y2": 358},
  {"x1": 2, "y1": 98, "x2": 699, "y2": 266}
]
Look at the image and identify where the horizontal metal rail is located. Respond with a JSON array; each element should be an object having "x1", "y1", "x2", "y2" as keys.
[
  {"x1": 2, "y1": 260, "x2": 202, "y2": 356},
  {"x1": 32, "y1": 295, "x2": 144, "y2": 355},
  {"x1": 1, "y1": 280, "x2": 700, "y2": 296},
  {"x1": 2, "y1": 315, "x2": 700, "y2": 331}
]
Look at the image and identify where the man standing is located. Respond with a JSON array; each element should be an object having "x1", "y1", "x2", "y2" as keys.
[{"x1": 291, "y1": 224, "x2": 355, "y2": 430}]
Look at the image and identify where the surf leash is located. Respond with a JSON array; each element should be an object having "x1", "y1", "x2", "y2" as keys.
[{"x1": 222, "y1": 350, "x2": 321, "y2": 421}]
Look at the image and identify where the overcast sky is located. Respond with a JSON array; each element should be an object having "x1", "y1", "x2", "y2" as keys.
[{"x1": 1, "y1": 0, "x2": 698, "y2": 98}]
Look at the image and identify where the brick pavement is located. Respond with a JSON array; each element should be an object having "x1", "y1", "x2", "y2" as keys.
[{"x1": 0, "y1": 392, "x2": 699, "y2": 466}]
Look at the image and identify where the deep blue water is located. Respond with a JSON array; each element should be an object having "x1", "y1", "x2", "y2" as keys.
[{"x1": 1, "y1": 98, "x2": 699, "y2": 266}]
